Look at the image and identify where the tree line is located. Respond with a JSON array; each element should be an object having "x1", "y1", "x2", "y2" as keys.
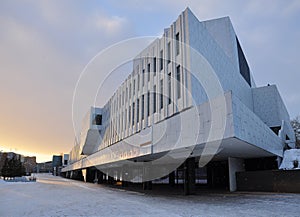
[
  {"x1": 1, "y1": 158, "x2": 25, "y2": 180},
  {"x1": 291, "y1": 116, "x2": 300, "y2": 148}
]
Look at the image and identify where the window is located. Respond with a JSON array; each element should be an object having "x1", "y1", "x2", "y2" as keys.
[
  {"x1": 160, "y1": 50, "x2": 163, "y2": 70},
  {"x1": 142, "y1": 95, "x2": 144, "y2": 120},
  {"x1": 132, "y1": 103, "x2": 135, "y2": 126},
  {"x1": 176, "y1": 32, "x2": 180, "y2": 55},
  {"x1": 133, "y1": 79, "x2": 136, "y2": 95},
  {"x1": 129, "y1": 83, "x2": 131, "y2": 98},
  {"x1": 121, "y1": 111, "x2": 123, "y2": 133},
  {"x1": 137, "y1": 98, "x2": 140, "y2": 122},
  {"x1": 236, "y1": 37, "x2": 251, "y2": 86},
  {"x1": 147, "y1": 63, "x2": 150, "y2": 81},
  {"x1": 129, "y1": 106, "x2": 131, "y2": 126},
  {"x1": 93, "y1": 114, "x2": 102, "y2": 125},
  {"x1": 168, "y1": 72, "x2": 171, "y2": 104},
  {"x1": 176, "y1": 65, "x2": 181, "y2": 98},
  {"x1": 125, "y1": 109, "x2": 127, "y2": 129},
  {"x1": 153, "y1": 57, "x2": 157, "y2": 76},
  {"x1": 142, "y1": 69, "x2": 145, "y2": 86},
  {"x1": 138, "y1": 74, "x2": 140, "y2": 91},
  {"x1": 167, "y1": 42, "x2": 171, "y2": 63},
  {"x1": 147, "y1": 91, "x2": 150, "y2": 117},
  {"x1": 160, "y1": 79, "x2": 164, "y2": 109},
  {"x1": 153, "y1": 57, "x2": 156, "y2": 76},
  {"x1": 153, "y1": 85, "x2": 157, "y2": 113}
]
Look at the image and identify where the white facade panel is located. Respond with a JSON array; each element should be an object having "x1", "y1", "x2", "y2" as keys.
[{"x1": 65, "y1": 8, "x2": 294, "y2": 172}]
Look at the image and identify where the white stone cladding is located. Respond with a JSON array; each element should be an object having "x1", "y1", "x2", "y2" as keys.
[
  {"x1": 66, "y1": 8, "x2": 295, "y2": 168},
  {"x1": 186, "y1": 9, "x2": 253, "y2": 110}
]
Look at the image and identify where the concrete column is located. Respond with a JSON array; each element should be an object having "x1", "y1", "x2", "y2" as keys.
[
  {"x1": 184, "y1": 157, "x2": 195, "y2": 195},
  {"x1": 115, "y1": 169, "x2": 121, "y2": 182},
  {"x1": 228, "y1": 157, "x2": 245, "y2": 192},
  {"x1": 104, "y1": 172, "x2": 108, "y2": 183},
  {"x1": 82, "y1": 169, "x2": 87, "y2": 182},
  {"x1": 142, "y1": 164, "x2": 152, "y2": 190}
]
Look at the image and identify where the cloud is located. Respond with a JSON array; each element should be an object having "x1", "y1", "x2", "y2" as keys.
[{"x1": 94, "y1": 14, "x2": 130, "y2": 35}]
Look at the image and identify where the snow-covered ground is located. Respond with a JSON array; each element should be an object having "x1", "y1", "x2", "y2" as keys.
[
  {"x1": 0, "y1": 173, "x2": 300, "y2": 217},
  {"x1": 280, "y1": 149, "x2": 300, "y2": 169}
]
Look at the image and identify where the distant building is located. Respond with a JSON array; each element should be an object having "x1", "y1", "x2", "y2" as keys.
[
  {"x1": 36, "y1": 161, "x2": 53, "y2": 173},
  {"x1": 0, "y1": 151, "x2": 36, "y2": 176},
  {"x1": 52, "y1": 155, "x2": 62, "y2": 176},
  {"x1": 6, "y1": 152, "x2": 22, "y2": 161},
  {"x1": 23, "y1": 156, "x2": 37, "y2": 175},
  {"x1": 63, "y1": 154, "x2": 69, "y2": 167}
]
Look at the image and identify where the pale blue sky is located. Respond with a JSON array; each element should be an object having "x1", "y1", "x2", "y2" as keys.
[{"x1": 0, "y1": 0, "x2": 299, "y2": 162}]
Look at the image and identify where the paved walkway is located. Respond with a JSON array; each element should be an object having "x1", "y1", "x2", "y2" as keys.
[{"x1": 0, "y1": 173, "x2": 299, "y2": 217}]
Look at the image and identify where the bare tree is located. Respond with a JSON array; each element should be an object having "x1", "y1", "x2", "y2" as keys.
[{"x1": 291, "y1": 116, "x2": 300, "y2": 148}]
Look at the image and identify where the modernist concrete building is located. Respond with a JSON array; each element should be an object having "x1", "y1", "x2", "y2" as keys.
[{"x1": 62, "y1": 8, "x2": 295, "y2": 194}]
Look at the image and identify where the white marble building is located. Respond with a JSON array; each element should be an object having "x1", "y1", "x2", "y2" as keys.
[{"x1": 62, "y1": 8, "x2": 295, "y2": 193}]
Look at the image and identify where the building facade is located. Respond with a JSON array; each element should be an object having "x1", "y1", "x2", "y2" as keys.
[
  {"x1": 0, "y1": 152, "x2": 36, "y2": 176},
  {"x1": 62, "y1": 8, "x2": 295, "y2": 193},
  {"x1": 36, "y1": 161, "x2": 53, "y2": 173},
  {"x1": 23, "y1": 156, "x2": 37, "y2": 175}
]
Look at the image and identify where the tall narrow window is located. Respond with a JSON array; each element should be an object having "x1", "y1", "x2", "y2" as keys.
[
  {"x1": 176, "y1": 65, "x2": 181, "y2": 99},
  {"x1": 176, "y1": 32, "x2": 180, "y2": 55},
  {"x1": 153, "y1": 57, "x2": 157, "y2": 76},
  {"x1": 124, "y1": 109, "x2": 127, "y2": 130},
  {"x1": 133, "y1": 80, "x2": 135, "y2": 95},
  {"x1": 167, "y1": 42, "x2": 171, "y2": 63},
  {"x1": 132, "y1": 103, "x2": 135, "y2": 126},
  {"x1": 168, "y1": 72, "x2": 171, "y2": 104},
  {"x1": 137, "y1": 98, "x2": 140, "y2": 123},
  {"x1": 121, "y1": 111, "x2": 123, "y2": 133},
  {"x1": 129, "y1": 105, "x2": 131, "y2": 127},
  {"x1": 147, "y1": 63, "x2": 151, "y2": 81},
  {"x1": 160, "y1": 50, "x2": 163, "y2": 70},
  {"x1": 153, "y1": 85, "x2": 157, "y2": 113},
  {"x1": 142, "y1": 95, "x2": 144, "y2": 120},
  {"x1": 138, "y1": 74, "x2": 140, "y2": 91},
  {"x1": 160, "y1": 79, "x2": 164, "y2": 109},
  {"x1": 129, "y1": 83, "x2": 131, "y2": 98},
  {"x1": 142, "y1": 69, "x2": 145, "y2": 86},
  {"x1": 147, "y1": 91, "x2": 150, "y2": 117}
]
